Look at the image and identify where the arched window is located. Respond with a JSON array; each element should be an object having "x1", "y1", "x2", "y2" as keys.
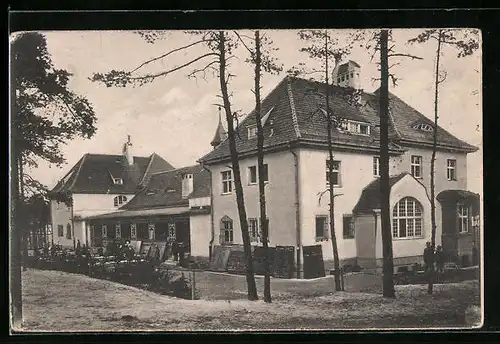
[
  {"x1": 392, "y1": 197, "x2": 423, "y2": 238},
  {"x1": 114, "y1": 195, "x2": 128, "y2": 207},
  {"x1": 219, "y1": 216, "x2": 234, "y2": 244}
]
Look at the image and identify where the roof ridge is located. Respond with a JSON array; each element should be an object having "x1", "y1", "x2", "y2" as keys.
[
  {"x1": 139, "y1": 153, "x2": 156, "y2": 185},
  {"x1": 68, "y1": 153, "x2": 87, "y2": 191},
  {"x1": 151, "y1": 164, "x2": 201, "y2": 176},
  {"x1": 286, "y1": 78, "x2": 302, "y2": 139}
]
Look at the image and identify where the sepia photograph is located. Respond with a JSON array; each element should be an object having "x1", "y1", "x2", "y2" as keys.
[{"x1": 9, "y1": 28, "x2": 482, "y2": 332}]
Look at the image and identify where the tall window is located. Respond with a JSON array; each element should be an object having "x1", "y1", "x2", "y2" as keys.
[
  {"x1": 57, "y1": 225, "x2": 64, "y2": 237},
  {"x1": 148, "y1": 224, "x2": 155, "y2": 240},
  {"x1": 315, "y1": 216, "x2": 329, "y2": 241},
  {"x1": 102, "y1": 225, "x2": 107, "y2": 239},
  {"x1": 392, "y1": 197, "x2": 423, "y2": 238},
  {"x1": 221, "y1": 170, "x2": 233, "y2": 194},
  {"x1": 248, "y1": 218, "x2": 259, "y2": 243},
  {"x1": 411, "y1": 155, "x2": 422, "y2": 178},
  {"x1": 458, "y1": 204, "x2": 469, "y2": 233},
  {"x1": 248, "y1": 164, "x2": 269, "y2": 185},
  {"x1": 326, "y1": 160, "x2": 341, "y2": 187},
  {"x1": 66, "y1": 224, "x2": 72, "y2": 239},
  {"x1": 343, "y1": 215, "x2": 355, "y2": 239},
  {"x1": 220, "y1": 216, "x2": 234, "y2": 244},
  {"x1": 114, "y1": 195, "x2": 128, "y2": 207},
  {"x1": 447, "y1": 159, "x2": 457, "y2": 181},
  {"x1": 373, "y1": 156, "x2": 380, "y2": 177},
  {"x1": 130, "y1": 223, "x2": 137, "y2": 240},
  {"x1": 115, "y1": 223, "x2": 121, "y2": 239}
]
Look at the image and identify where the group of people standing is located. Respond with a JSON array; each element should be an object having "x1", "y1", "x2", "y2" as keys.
[{"x1": 423, "y1": 242, "x2": 445, "y2": 273}]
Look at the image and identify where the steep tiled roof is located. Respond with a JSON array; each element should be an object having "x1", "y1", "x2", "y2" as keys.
[
  {"x1": 200, "y1": 76, "x2": 477, "y2": 164},
  {"x1": 352, "y1": 173, "x2": 408, "y2": 214},
  {"x1": 122, "y1": 164, "x2": 210, "y2": 210},
  {"x1": 50, "y1": 153, "x2": 174, "y2": 195}
]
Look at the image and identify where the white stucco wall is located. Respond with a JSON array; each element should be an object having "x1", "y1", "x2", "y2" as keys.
[
  {"x1": 72, "y1": 193, "x2": 136, "y2": 217},
  {"x1": 210, "y1": 150, "x2": 297, "y2": 247},
  {"x1": 374, "y1": 174, "x2": 435, "y2": 260},
  {"x1": 190, "y1": 213, "x2": 211, "y2": 257},
  {"x1": 50, "y1": 200, "x2": 73, "y2": 247},
  {"x1": 298, "y1": 148, "x2": 382, "y2": 260}
]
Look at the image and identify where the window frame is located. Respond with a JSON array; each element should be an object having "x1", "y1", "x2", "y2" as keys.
[
  {"x1": 411, "y1": 155, "x2": 423, "y2": 179},
  {"x1": 221, "y1": 170, "x2": 233, "y2": 194},
  {"x1": 66, "y1": 224, "x2": 72, "y2": 239},
  {"x1": 248, "y1": 165, "x2": 257, "y2": 185},
  {"x1": 326, "y1": 159, "x2": 341, "y2": 187},
  {"x1": 220, "y1": 217, "x2": 234, "y2": 244},
  {"x1": 148, "y1": 223, "x2": 155, "y2": 240},
  {"x1": 373, "y1": 156, "x2": 380, "y2": 177},
  {"x1": 247, "y1": 125, "x2": 257, "y2": 139},
  {"x1": 113, "y1": 178, "x2": 124, "y2": 185},
  {"x1": 102, "y1": 225, "x2": 107, "y2": 239},
  {"x1": 130, "y1": 223, "x2": 137, "y2": 240},
  {"x1": 343, "y1": 215, "x2": 355, "y2": 239},
  {"x1": 115, "y1": 223, "x2": 122, "y2": 239},
  {"x1": 458, "y1": 204, "x2": 469, "y2": 234},
  {"x1": 392, "y1": 197, "x2": 424, "y2": 239},
  {"x1": 57, "y1": 224, "x2": 64, "y2": 237},
  {"x1": 248, "y1": 218, "x2": 259, "y2": 243},
  {"x1": 315, "y1": 215, "x2": 329, "y2": 242},
  {"x1": 114, "y1": 195, "x2": 128, "y2": 207},
  {"x1": 447, "y1": 159, "x2": 457, "y2": 181}
]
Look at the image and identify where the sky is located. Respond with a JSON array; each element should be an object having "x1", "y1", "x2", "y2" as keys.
[{"x1": 22, "y1": 29, "x2": 482, "y2": 193}]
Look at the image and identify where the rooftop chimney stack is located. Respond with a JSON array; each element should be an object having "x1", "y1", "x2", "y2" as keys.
[
  {"x1": 332, "y1": 60, "x2": 361, "y2": 89},
  {"x1": 181, "y1": 173, "x2": 194, "y2": 199},
  {"x1": 122, "y1": 135, "x2": 134, "y2": 166}
]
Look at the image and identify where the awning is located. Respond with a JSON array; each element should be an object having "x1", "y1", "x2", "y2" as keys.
[{"x1": 85, "y1": 206, "x2": 190, "y2": 220}]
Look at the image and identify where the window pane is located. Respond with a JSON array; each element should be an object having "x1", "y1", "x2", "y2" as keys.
[
  {"x1": 316, "y1": 217, "x2": 326, "y2": 239},
  {"x1": 399, "y1": 219, "x2": 407, "y2": 237},
  {"x1": 249, "y1": 166, "x2": 257, "y2": 184},
  {"x1": 262, "y1": 164, "x2": 269, "y2": 182},
  {"x1": 407, "y1": 219, "x2": 414, "y2": 237},
  {"x1": 407, "y1": 199, "x2": 414, "y2": 216},
  {"x1": 398, "y1": 201, "x2": 406, "y2": 217},
  {"x1": 392, "y1": 219, "x2": 398, "y2": 237},
  {"x1": 415, "y1": 218, "x2": 422, "y2": 236}
]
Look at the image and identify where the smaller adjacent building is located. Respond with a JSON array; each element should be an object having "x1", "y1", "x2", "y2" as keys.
[
  {"x1": 437, "y1": 190, "x2": 480, "y2": 266},
  {"x1": 86, "y1": 164, "x2": 212, "y2": 261}
]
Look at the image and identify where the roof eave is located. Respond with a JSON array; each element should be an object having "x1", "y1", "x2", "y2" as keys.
[{"x1": 397, "y1": 139, "x2": 478, "y2": 153}]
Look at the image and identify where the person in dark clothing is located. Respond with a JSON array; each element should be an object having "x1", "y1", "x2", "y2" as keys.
[
  {"x1": 435, "y1": 245, "x2": 444, "y2": 273},
  {"x1": 423, "y1": 242, "x2": 435, "y2": 272}
]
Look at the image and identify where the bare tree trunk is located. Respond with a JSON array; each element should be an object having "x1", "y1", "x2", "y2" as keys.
[
  {"x1": 379, "y1": 29, "x2": 396, "y2": 298},
  {"x1": 218, "y1": 31, "x2": 258, "y2": 301},
  {"x1": 428, "y1": 31, "x2": 442, "y2": 295},
  {"x1": 325, "y1": 33, "x2": 341, "y2": 291},
  {"x1": 254, "y1": 31, "x2": 272, "y2": 303}
]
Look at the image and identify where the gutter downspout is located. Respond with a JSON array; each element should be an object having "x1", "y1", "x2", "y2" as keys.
[
  {"x1": 201, "y1": 163, "x2": 215, "y2": 261},
  {"x1": 289, "y1": 145, "x2": 301, "y2": 279}
]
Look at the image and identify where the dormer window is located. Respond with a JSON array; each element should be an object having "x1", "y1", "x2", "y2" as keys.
[
  {"x1": 341, "y1": 120, "x2": 370, "y2": 135},
  {"x1": 412, "y1": 123, "x2": 434, "y2": 132},
  {"x1": 113, "y1": 178, "x2": 123, "y2": 185},
  {"x1": 247, "y1": 125, "x2": 257, "y2": 139}
]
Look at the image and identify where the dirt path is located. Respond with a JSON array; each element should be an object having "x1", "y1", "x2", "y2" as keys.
[{"x1": 20, "y1": 269, "x2": 481, "y2": 331}]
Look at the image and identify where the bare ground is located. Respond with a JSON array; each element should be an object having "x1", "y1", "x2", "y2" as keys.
[{"x1": 19, "y1": 269, "x2": 481, "y2": 332}]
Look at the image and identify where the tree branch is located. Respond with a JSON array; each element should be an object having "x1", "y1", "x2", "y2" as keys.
[
  {"x1": 186, "y1": 60, "x2": 219, "y2": 81},
  {"x1": 387, "y1": 53, "x2": 423, "y2": 60},
  {"x1": 233, "y1": 31, "x2": 254, "y2": 55},
  {"x1": 129, "y1": 53, "x2": 219, "y2": 83},
  {"x1": 130, "y1": 39, "x2": 214, "y2": 73}
]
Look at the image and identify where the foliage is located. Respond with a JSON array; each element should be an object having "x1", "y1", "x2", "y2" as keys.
[{"x1": 11, "y1": 32, "x2": 97, "y2": 196}]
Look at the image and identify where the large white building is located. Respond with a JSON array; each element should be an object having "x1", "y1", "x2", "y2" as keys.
[{"x1": 199, "y1": 61, "x2": 479, "y2": 274}]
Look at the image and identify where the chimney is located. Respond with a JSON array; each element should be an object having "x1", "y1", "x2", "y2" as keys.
[
  {"x1": 122, "y1": 135, "x2": 134, "y2": 166},
  {"x1": 181, "y1": 173, "x2": 194, "y2": 199},
  {"x1": 333, "y1": 60, "x2": 361, "y2": 89}
]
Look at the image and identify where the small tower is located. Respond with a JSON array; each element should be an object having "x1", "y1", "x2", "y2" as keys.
[
  {"x1": 122, "y1": 135, "x2": 134, "y2": 165},
  {"x1": 210, "y1": 107, "x2": 228, "y2": 149},
  {"x1": 332, "y1": 60, "x2": 361, "y2": 89}
]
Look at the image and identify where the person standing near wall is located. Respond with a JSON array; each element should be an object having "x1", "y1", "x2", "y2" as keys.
[{"x1": 423, "y1": 242, "x2": 435, "y2": 273}]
